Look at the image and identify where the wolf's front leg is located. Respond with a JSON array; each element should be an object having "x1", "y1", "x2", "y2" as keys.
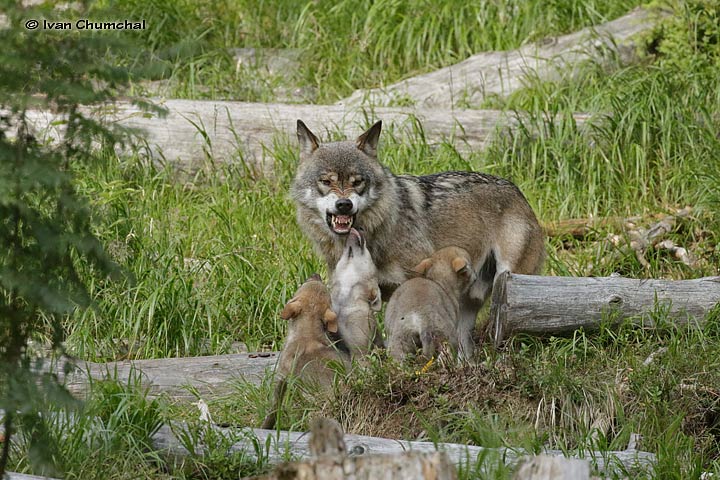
[{"x1": 458, "y1": 299, "x2": 482, "y2": 361}]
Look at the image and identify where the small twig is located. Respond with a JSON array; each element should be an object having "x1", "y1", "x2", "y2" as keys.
[
  {"x1": 195, "y1": 399, "x2": 213, "y2": 424},
  {"x1": 626, "y1": 433, "x2": 642, "y2": 452},
  {"x1": 656, "y1": 240, "x2": 697, "y2": 267},
  {"x1": 642, "y1": 347, "x2": 668, "y2": 367},
  {"x1": 598, "y1": 207, "x2": 696, "y2": 271}
]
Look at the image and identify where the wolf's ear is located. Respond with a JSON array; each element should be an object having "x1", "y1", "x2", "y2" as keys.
[
  {"x1": 297, "y1": 119, "x2": 320, "y2": 157},
  {"x1": 280, "y1": 299, "x2": 302, "y2": 320},
  {"x1": 452, "y1": 257, "x2": 472, "y2": 277},
  {"x1": 323, "y1": 309, "x2": 338, "y2": 333},
  {"x1": 356, "y1": 120, "x2": 382, "y2": 157},
  {"x1": 368, "y1": 286, "x2": 382, "y2": 312},
  {"x1": 413, "y1": 258, "x2": 432, "y2": 276}
]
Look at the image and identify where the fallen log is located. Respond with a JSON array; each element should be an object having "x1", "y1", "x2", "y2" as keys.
[
  {"x1": 542, "y1": 216, "x2": 635, "y2": 239},
  {"x1": 340, "y1": 7, "x2": 666, "y2": 109},
  {"x1": 44, "y1": 352, "x2": 278, "y2": 400},
  {"x1": 152, "y1": 423, "x2": 655, "y2": 476},
  {"x1": 488, "y1": 273, "x2": 720, "y2": 346},
  {"x1": 512, "y1": 455, "x2": 590, "y2": 480},
  {"x1": 247, "y1": 452, "x2": 456, "y2": 480},
  {"x1": 245, "y1": 418, "x2": 457, "y2": 480},
  {"x1": 4, "y1": 473, "x2": 61, "y2": 480},
  {"x1": 15, "y1": 102, "x2": 593, "y2": 176}
]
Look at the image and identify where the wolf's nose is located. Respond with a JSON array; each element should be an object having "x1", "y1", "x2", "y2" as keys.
[{"x1": 335, "y1": 198, "x2": 353, "y2": 214}]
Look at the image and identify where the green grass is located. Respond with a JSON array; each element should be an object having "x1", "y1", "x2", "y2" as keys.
[
  {"x1": 62, "y1": 155, "x2": 323, "y2": 360},
  {"x1": 199, "y1": 308, "x2": 720, "y2": 478},
  {"x1": 98, "y1": 0, "x2": 643, "y2": 102},
  {"x1": 6, "y1": 0, "x2": 720, "y2": 478}
]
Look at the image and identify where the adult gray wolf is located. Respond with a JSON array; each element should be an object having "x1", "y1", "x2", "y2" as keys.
[{"x1": 290, "y1": 120, "x2": 544, "y2": 355}]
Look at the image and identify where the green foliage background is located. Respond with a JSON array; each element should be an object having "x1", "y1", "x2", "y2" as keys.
[{"x1": 0, "y1": 0, "x2": 719, "y2": 478}]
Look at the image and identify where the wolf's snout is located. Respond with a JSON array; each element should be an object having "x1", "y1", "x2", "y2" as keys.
[{"x1": 335, "y1": 198, "x2": 353, "y2": 214}]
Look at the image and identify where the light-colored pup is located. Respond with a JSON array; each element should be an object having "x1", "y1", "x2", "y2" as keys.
[
  {"x1": 261, "y1": 274, "x2": 349, "y2": 429},
  {"x1": 384, "y1": 246, "x2": 476, "y2": 362},
  {"x1": 330, "y1": 227, "x2": 382, "y2": 357}
]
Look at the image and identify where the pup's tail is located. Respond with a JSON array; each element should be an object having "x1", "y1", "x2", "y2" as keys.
[{"x1": 260, "y1": 379, "x2": 287, "y2": 429}]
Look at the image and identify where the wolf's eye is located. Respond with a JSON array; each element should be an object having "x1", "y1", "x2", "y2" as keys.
[
  {"x1": 352, "y1": 179, "x2": 363, "y2": 187},
  {"x1": 320, "y1": 179, "x2": 331, "y2": 186}
]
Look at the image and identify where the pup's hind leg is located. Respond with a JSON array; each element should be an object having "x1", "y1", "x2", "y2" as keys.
[
  {"x1": 387, "y1": 330, "x2": 420, "y2": 362},
  {"x1": 420, "y1": 330, "x2": 442, "y2": 359}
]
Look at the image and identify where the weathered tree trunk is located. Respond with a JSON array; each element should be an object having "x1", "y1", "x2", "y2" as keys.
[
  {"x1": 488, "y1": 273, "x2": 720, "y2": 346},
  {"x1": 15, "y1": 102, "x2": 593, "y2": 176},
  {"x1": 512, "y1": 455, "x2": 590, "y2": 480},
  {"x1": 4, "y1": 473, "x2": 62, "y2": 480},
  {"x1": 45, "y1": 352, "x2": 278, "y2": 400},
  {"x1": 339, "y1": 7, "x2": 666, "y2": 109},
  {"x1": 152, "y1": 423, "x2": 655, "y2": 475},
  {"x1": 245, "y1": 452, "x2": 457, "y2": 480}
]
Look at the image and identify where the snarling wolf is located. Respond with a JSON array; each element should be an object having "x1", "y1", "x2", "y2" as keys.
[{"x1": 291, "y1": 120, "x2": 544, "y2": 356}]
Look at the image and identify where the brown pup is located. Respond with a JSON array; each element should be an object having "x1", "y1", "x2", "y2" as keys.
[
  {"x1": 261, "y1": 274, "x2": 349, "y2": 429},
  {"x1": 384, "y1": 246, "x2": 476, "y2": 361},
  {"x1": 291, "y1": 120, "x2": 545, "y2": 358},
  {"x1": 330, "y1": 227, "x2": 383, "y2": 357}
]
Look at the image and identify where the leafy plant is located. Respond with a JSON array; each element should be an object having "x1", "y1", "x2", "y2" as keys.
[{"x1": 0, "y1": 1, "x2": 156, "y2": 476}]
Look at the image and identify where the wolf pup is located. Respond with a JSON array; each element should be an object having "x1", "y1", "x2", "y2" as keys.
[
  {"x1": 385, "y1": 246, "x2": 476, "y2": 361},
  {"x1": 261, "y1": 274, "x2": 349, "y2": 429},
  {"x1": 330, "y1": 227, "x2": 382, "y2": 357},
  {"x1": 291, "y1": 120, "x2": 544, "y2": 356}
]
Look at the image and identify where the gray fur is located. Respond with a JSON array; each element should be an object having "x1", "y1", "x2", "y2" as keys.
[
  {"x1": 385, "y1": 246, "x2": 476, "y2": 361},
  {"x1": 291, "y1": 120, "x2": 545, "y2": 357}
]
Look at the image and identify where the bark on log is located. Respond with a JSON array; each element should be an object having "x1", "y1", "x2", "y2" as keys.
[
  {"x1": 44, "y1": 353, "x2": 278, "y2": 400},
  {"x1": 246, "y1": 452, "x2": 457, "y2": 480},
  {"x1": 339, "y1": 7, "x2": 665, "y2": 109},
  {"x1": 4, "y1": 473, "x2": 62, "y2": 480},
  {"x1": 512, "y1": 455, "x2": 590, "y2": 480},
  {"x1": 152, "y1": 423, "x2": 655, "y2": 475},
  {"x1": 489, "y1": 273, "x2": 720, "y2": 346},
  {"x1": 15, "y1": 102, "x2": 593, "y2": 176},
  {"x1": 542, "y1": 216, "x2": 635, "y2": 238}
]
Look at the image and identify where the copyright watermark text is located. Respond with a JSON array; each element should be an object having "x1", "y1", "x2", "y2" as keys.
[{"x1": 25, "y1": 19, "x2": 146, "y2": 31}]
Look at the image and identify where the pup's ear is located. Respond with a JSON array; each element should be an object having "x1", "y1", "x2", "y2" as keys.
[
  {"x1": 452, "y1": 257, "x2": 471, "y2": 276},
  {"x1": 356, "y1": 120, "x2": 382, "y2": 157},
  {"x1": 412, "y1": 258, "x2": 432, "y2": 276},
  {"x1": 368, "y1": 286, "x2": 382, "y2": 312},
  {"x1": 280, "y1": 299, "x2": 302, "y2": 320},
  {"x1": 323, "y1": 309, "x2": 338, "y2": 333},
  {"x1": 297, "y1": 119, "x2": 320, "y2": 157}
]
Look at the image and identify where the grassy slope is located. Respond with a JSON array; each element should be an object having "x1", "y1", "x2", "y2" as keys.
[
  {"x1": 100, "y1": 0, "x2": 643, "y2": 102},
  {"x1": 10, "y1": 0, "x2": 720, "y2": 479}
]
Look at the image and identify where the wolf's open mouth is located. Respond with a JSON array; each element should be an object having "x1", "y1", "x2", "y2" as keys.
[{"x1": 326, "y1": 213, "x2": 355, "y2": 234}]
